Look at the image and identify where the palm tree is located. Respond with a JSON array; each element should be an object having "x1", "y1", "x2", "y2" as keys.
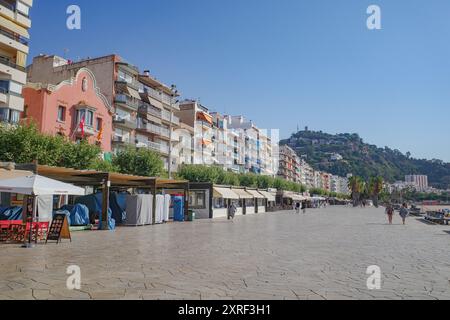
[
  {"x1": 348, "y1": 176, "x2": 364, "y2": 207},
  {"x1": 368, "y1": 176, "x2": 384, "y2": 208}
]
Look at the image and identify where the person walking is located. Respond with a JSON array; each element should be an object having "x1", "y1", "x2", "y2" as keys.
[
  {"x1": 302, "y1": 201, "x2": 307, "y2": 214},
  {"x1": 295, "y1": 202, "x2": 301, "y2": 214},
  {"x1": 385, "y1": 204, "x2": 394, "y2": 225},
  {"x1": 228, "y1": 202, "x2": 237, "y2": 221},
  {"x1": 399, "y1": 203, "x2": 409, "y2": 225}
]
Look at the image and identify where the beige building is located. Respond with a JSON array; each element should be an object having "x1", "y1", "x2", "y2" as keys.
[
  {"x1": 278, "y1": 145, "x2": 301, "y2": 183},
  {"x1": 0, "y1": 0, "x2": 32, "y2": 124}
]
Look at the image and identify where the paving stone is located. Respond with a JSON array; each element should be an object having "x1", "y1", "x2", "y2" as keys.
[{"x1": 1, "y1": 207, "x2": 450, "y2": 300}]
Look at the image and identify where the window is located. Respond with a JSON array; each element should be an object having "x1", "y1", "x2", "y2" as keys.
[
  {"x1": 57, "y1": 106, "x2": 66, "y2": 122},
  {"x1": 9, "y1": 110, "x2": 19, "y2": 124},
  {"x1": 9, "y1": 82, "x2": 22, "y2": 95},
  {"x1": 96, "y1": 118, "x2": 103, "y2": 131},
  {"x1": 189, "y1": 190, "x2": 206, "y2": 209},
  {"x1": 0, "y1": 80, "x2": 9, "y2": 94},
  {"x1": 0, "y1": 108, "x2": 20, "y2": 124},
  {"x1": 77, "y1": 109, "x2": 94, "y2": 127},
  {"x1": 0, "y1": 108, "x2": 9, "y2": 122},
  {"x1": 118, "y1": 70, "x2": 133, "y2": 84}
]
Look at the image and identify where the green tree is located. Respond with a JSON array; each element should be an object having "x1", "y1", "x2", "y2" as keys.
[
  {"x1": 113, "y1": 147, "x2": 164, "y2": 177},
  {"x1": 0, "y1": 123, "x2": 101, "y2": 169}
]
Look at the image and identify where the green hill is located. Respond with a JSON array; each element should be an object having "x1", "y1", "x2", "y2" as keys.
[{"x1": 280, "y1": 130, "x2": 450, "y2": 190}]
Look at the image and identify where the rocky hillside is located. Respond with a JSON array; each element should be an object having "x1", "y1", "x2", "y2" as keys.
[{"x1": 280, "y1": 130, "x2": 450, "y2": 189}]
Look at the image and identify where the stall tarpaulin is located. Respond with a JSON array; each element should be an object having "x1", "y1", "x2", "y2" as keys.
[
  {"x1": 124, "y1": 195, "x2": 152, "y2": 226},
  {"x1": 155, "y1": 195, "x2": 165, "y2": 224},
  {"x1": 36, "y1": 195, "x2": 53, "y2": 222},
  {"x1": 163, "y1": 194, "x2": 171, "y2": 222}
]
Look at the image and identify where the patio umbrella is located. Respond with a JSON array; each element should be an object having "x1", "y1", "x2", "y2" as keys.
[{"x1": 0, "y1": 174, "x2": 85, "y2": 196}]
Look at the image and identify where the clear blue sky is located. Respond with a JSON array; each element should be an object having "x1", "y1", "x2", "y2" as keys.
[{"x1": 28, "y1": 0, "x2": 450, "y2": 161}]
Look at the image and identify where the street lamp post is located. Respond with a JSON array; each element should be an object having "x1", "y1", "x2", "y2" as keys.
[{"x1": 168, "y1": 85, "x2": 178, "y2": 180}]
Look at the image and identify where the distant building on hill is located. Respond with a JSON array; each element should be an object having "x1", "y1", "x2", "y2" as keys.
[{"x1": 405, "y1": 175, "x2": 429, "y2": 192}]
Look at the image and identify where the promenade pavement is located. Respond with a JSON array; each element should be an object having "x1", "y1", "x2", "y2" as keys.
[{"x1": 1, "y1": 206, "x2": 449, "y2": 300}]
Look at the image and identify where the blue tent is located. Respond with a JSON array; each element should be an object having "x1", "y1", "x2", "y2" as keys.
[
  {"x1": 75, "y1": 194, "x2": 115, "y2": 230},
  {"x1": 59, "y1": 204, "x2": 90, "y2": 226},
  {"x1": 0, "y1": 207, "x2": 23, "y2": 221},
  {"x1": 109, "y1": 193, "x2": 127, "y2": 225}
]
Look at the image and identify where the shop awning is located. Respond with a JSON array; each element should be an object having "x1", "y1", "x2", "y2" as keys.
[
  {"x1": 213, "y1": 187, "x2": 239, "y2": 199},
  {"x1": 246, "y1": 189, "x2": 265, "y2": 199},
  {"x1": 0, "y1": 16, "x2": 29, "y2": 39},
  {"x1": 284, "y1": 192, "x2": 305, "y2": 201},
  {"x1": 258, "y1": 190, "x2": 276, "y2": 202},
  {"x1": 232, "y1": 188, "x2": 253, "y2": 199}
]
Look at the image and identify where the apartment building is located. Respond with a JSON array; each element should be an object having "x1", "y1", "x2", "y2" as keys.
[
  {"x1": 0, "y1": 0, "x2": 32, "y2": 124},
  {"x1": 405, "y1": 175, "x2": 429, "y2": 192},
  {"x1": 226, "y1": 115, "x2": 276, "y2": 176},
  {"x1": 278, "y1": 145, "x2": 301, "y2": 183},
  {"x1": 174, "y1": 122, "x2": 194, "y2": 169},
  {"x1": 27, "y1": 54, "x2": 181, "y2": 170},
  {"x1": 299, "y1": 159, "x2": 314, "y2": 188},
  {"x1": 137, "y1": 71, "x2": 180, "y2": 173},
  {"x1": 330, "y1": 175, "x2": 350, "y2": 195},
  {"x1": 176, "y1": 100, "x2": 215, "y2": 166}
]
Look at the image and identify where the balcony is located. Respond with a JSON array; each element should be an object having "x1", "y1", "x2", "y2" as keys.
[
  {"x1": 161, "y1": 109, "x2": 180, "y2": 125},
  {"x1": 0, "y1": 55, "x2": 24, "y2": 72},
  {"x1": 115, "y1": 79, "x2": 140, "y2": 91},
  {"x1": 115, "y1": 94, "x2": 139, "y2": 111},
  {"x1": 138, "y1": 102, "x2": 162, "y2": 118},
  {"x1": 112, "y1": 135, "x2": 131, "y2": 144},
  {"x1": 113, "y1": 115, "x2": 137, "y2": 130}
]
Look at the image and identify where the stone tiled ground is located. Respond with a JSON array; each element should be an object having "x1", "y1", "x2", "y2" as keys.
[{"x1": 1, "y1": 206, "x2": 450, "y2": 300}]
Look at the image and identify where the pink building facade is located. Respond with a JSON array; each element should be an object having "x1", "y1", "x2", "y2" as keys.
[{"x1": 22, "y1": 68, "x2": 113, "y2": 152}]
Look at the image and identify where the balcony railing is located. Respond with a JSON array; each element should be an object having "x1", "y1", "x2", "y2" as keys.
[
  {"x1": 115, "y1": 94, "x2": 139, "y2": 110},
  {"x1": 0, "y1": 26, "x2": 28, "y2": 46},
  {"x1": 139, "y1": 102, "x2": 162, "y2": 118}
]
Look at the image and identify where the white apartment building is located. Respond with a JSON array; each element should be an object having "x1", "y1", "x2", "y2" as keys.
[{"x1": 405, "y1": 175, "x2": 429, "y2": 192}]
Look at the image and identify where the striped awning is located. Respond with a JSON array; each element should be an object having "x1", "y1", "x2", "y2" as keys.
[
  {"x1": 246, "y1": 189, "x2": 265, "y2": 199},
  {"x1": 232, "y1": 188, "x2": 253, "y2": 199},
  {"x1": 213, "y1": 187, "x2": 239, "y2": 199},
  {"x1": 197, "y1": 112, "x2": 213, "y2": 125},
  {"x1": 127, "y1": 86, "x2": 142, "y2": 100},
  {"x1": 258, "y1": 191, "x2": 276, "y2": 202}
]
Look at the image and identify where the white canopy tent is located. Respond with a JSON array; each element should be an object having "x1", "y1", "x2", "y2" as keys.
[{"x1": 0, "y1": 175, "x2": 85, "y2": 196}]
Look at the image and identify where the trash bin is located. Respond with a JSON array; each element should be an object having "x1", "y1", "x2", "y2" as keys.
[{"x1": 186, "y1": 210, "x2": 196, "y2": 222}]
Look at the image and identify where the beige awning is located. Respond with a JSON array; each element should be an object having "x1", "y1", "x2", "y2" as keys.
[
  {"x1": 285, "y1": 192, "x2": 306, "y2": 201},
  {"x1": 0, "y1": 16, "x2": 29, "y2": 39},
  {"x1": 258, "y1": 190, "x2": 276, "y2": 202},
  {"x1": 127, "y1": 86, "x2": 142, "y2": 100},
  {"x1": 213, "y1": 187, "x2": 239, "y2": 199},
  {"x1": 246, "y1": 189, "x2": 265, "y2": 199},
  {"x1": 148, "y1": 96, "x2": 164, "y2": 110},
  {"x1": 232, "y1": 188, "x2": 253, "y2": 199}
]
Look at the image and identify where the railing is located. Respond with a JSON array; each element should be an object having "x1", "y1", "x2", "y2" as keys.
[
  {"x1": 160, "y1": 127, "x2": 170, "y2": 138},
  {"x1": 139, "y1": 103, "x2": 162, "y2": 118},
  {"x1": 115, "y1": 94, "x2": 139, "y2": 110},
  {"x1": 0, "y1": 0, "x2": 14, "y2": 11},
  {"x1": 115, "y1": 79, "x2": 140, "y2": 91},
  {"x1": 0, "y1": 27, "x2": 28, "y2": 45}
]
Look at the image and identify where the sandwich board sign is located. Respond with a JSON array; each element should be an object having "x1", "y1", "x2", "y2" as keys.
[{"x1": 46, "y1": 213, "x2": 71, "y2": 244}]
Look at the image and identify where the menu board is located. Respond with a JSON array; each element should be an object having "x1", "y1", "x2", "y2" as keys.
[{"x1": 46, "y1": 214, "x2": 71, "y2": 244}]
